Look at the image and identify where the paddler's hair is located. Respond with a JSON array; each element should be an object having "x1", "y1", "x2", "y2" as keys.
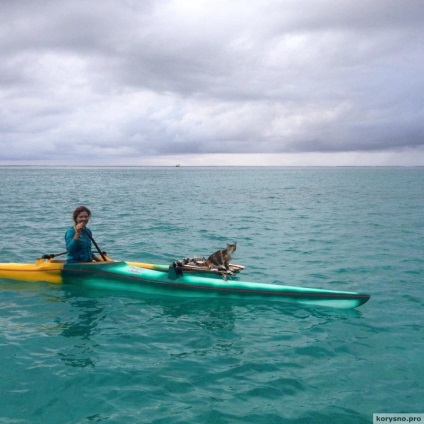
[{"x1": 72, "y1": 205, "x2": 92, "y2": 224}]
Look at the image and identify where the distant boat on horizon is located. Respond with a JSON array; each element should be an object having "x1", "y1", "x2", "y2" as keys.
[{"x1": 176, "y1": 164, "x2": 181, "y2": 167}]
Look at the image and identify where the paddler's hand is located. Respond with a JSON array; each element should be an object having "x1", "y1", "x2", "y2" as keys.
[
  {"x1": 75, "y1": 223, "x2": 86, "y2": 232},
  {"x1": 74, "y1": 223, "x2": 86, "y2": 238}
]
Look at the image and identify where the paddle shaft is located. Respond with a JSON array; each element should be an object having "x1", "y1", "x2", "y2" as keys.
[
  {"x1": 82, "y1": 228, "x2": 107, "y2": 261},
  {"x1": 41, "y1": 251, "x2": 67, "y2": 259}
]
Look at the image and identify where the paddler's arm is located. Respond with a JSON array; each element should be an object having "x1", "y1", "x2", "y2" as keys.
[{"x1": 65, "y1": 227, "x2": 80, "y2": 253}]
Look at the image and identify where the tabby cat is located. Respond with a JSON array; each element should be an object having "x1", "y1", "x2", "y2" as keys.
[{"x1": 205, "y1": 243, "x2": 237, "y2": 270}]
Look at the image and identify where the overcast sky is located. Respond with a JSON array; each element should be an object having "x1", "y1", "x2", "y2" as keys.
[{"x1": 1, "y1": 0, "x2": 423, "y2": 166}]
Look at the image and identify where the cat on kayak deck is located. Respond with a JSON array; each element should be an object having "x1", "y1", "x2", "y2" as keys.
[{"x1": 205, "y1": 243, "x2": 237, "y2": 270}]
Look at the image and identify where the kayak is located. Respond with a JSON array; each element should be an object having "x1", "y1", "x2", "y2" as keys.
[{"x1": 0, "y1": 257, "x2": 370, "y2": 309}]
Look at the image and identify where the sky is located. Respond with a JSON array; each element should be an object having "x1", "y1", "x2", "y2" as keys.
[{"x1": 1, "y1": 0, "x2": 423, "y2": 166}]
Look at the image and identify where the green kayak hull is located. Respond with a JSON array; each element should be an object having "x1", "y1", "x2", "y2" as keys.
[{"x1": 61, "y1": 261, "x2": 370, "y2": 309}]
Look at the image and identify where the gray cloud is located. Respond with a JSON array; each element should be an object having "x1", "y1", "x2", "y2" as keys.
[{"x1": 1, "y1": 0, "x2": 423, "y2": 165}]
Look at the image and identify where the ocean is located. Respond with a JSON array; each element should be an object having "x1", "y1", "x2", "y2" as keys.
[{"x1": 0, "y1": 166, "x2": 423, "y2": 423}]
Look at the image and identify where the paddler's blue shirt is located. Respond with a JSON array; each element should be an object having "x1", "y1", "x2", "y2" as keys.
[{"x1": 65, "y1": 226, "x2": 94, "y2": 263}]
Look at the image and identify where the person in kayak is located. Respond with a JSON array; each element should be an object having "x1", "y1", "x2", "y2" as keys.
[{"x1": 65, "y1": 206, "x2": 101, "y2": 263}]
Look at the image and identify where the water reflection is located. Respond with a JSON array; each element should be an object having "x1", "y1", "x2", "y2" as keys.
[
  {"x1": 159, "y1": 298, "x2": 237, "y2": 332},
  {"x1": 18, "y1": 280, "x2": 365, "y2": 370},
  {"x1": 43, "y1": 286, "x2": 107, "y2": 368}
]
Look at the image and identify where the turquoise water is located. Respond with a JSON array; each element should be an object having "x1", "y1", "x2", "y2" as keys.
[{"x1": 0, "y1": 167, "x2": 423, "y2": 423}]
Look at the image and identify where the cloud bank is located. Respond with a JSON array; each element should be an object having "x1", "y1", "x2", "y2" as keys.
[{"x1": 1, "y1": 0, "x2": 423, "y2": 165}]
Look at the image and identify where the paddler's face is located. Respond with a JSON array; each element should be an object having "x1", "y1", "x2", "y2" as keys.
[{"x1": 76, "y1": 212, "x2": 90, "y2": 227}]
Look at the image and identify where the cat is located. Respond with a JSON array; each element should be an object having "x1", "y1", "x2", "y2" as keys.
[{"x1": 205, "y1": 243, "x2": 237, "y2": 270}]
